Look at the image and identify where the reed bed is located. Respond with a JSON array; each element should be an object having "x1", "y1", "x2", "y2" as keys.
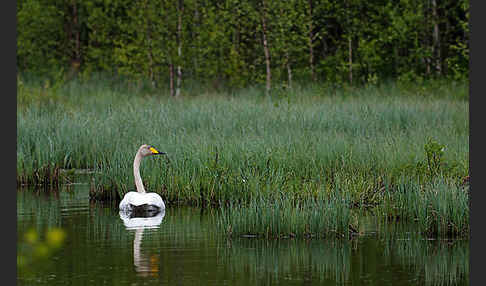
[
  {"x1": 218, "y1": 191, "x2": 352, "y2": 238},
  {"x1": 17, "y1": 78, "x2": 469, "y2": 238},
  {"x1": 376, "y1": 178, "x2": 469, "y2": 237}
]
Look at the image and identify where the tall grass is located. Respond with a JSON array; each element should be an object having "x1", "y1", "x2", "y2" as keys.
[
  {"x1": 218, "y1": 190, "x2": 352, "y2": 238},
  {"x1": 376, "y1": 178, "x2": 469, "y2": 237},
  {"x1": 17, "y1": 77, "x2": 469, "y2": 237}
]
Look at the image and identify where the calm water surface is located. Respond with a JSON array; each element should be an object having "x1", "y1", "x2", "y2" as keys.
[{"x1": 17, "y1": 181, "x2": 469, "y2": 285}]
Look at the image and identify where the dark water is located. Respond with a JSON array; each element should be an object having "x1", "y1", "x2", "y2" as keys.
[{"x1": 17, "y1": 182, "x2": 469, "y2": 285}]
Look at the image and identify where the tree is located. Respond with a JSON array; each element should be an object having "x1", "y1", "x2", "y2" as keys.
[
  {"x1": 175, "y1": 0, "x2": 184, "y2": 96},
  {"x1": 259, "y1": 0, "x2": 271, "y2": 96},
  {"x1": 17, "y1": 0, "x2": 470, "y2": 88}
]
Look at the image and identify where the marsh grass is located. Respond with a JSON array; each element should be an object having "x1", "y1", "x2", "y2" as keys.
[
  {"x1": 218, "y1": 191, "x2": 353, "y2": 238},
  {"x1": 17, "y1": 77, "x2": 469, "y2": 238},
  {"x1": 377, "y1": 178, "x2": 469, "y2": 237}
]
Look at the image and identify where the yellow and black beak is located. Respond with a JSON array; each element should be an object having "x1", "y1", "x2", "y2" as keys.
[{"x1": 149, "y1": 146, "x2": 166, "y2": 155}]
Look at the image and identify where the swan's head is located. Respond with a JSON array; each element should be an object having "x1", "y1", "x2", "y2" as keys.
[{"x1": 138, "y1": 144, "x2": 166, "y2": 157}]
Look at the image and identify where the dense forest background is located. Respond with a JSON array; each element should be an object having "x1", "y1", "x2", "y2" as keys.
[{"x1": 17, "y1": 0, "x2": 469, "y2": 94}]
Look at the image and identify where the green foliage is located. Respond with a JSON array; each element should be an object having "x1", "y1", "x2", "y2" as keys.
[
  {"x1": 17, "y1": 0, "x2": 469, "y2": 89},
  {"x1": 401, "y1": 138, "x2": 466, "y2": 182},
  {"x1": 423, "y1": 138, "x2": 446, "y2": 177},
  {"x1": 17, "y1": 0, "x2": 67, "y2": 74}
]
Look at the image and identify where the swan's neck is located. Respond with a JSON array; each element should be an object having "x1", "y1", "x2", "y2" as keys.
[{"x1": 133, "y1": 151, "x2": 146, "y2": 193}]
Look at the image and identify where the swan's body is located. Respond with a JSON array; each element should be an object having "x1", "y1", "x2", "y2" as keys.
[
  {"x1": 119, "y1": 144, "x2": 166, "y2": 213},
  {"x1": 119, "y1": 192, "x2": 165, "y2": 211}
]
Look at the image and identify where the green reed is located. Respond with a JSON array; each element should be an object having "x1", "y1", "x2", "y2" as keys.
[
  {"x1": 17, "y1": 78, "x2": 469, "y2": 237},
  {"x1": 218, "y1": 190, "x2": 352, "y2": 238},
  {"x1": 376, "y1": 178, "x2": 469, "y2": 237}
]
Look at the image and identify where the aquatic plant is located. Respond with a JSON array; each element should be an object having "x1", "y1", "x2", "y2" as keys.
[
  {"x1": 17, "y1": 78, "x2": 469, "y2": 238},
  {"x1": 377, "y1": 178, "x2": 469, "y2": 237},
  {"x1": 218, "y1": 190, "x2": 353, "y2": 238}
]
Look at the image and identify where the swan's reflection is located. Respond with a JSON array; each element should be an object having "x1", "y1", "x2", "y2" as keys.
[{"x1": 119, "y1": 210, "x2": 165, "y2": 277}]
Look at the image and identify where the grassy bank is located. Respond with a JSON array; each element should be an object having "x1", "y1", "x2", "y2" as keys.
[{"x1": 17, "y1": 77, "x2": 469, "y2": 237}]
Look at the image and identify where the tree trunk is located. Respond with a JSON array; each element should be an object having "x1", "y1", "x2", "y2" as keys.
[
  {"x1": 169, "y1": 63, "x2": 175, "y2": 97},
  {"x1": 176, "y1": 0, "x2": 184, "y2": 97},
  {"x1": 431, "y1": 0, "x2": 441, "y2": 75},
  {"x1": 345, "y1": 0, "x2": 352, "y2": 85},
  {"x1": 307, "y1": 0, "x2": 316, "y2": 81},
  {"x1": 348, "y1": 37, "x2": 353, "y2": 85},
  {"x1": 147, "y1": 40, "x2": 155, "y2": 88},
  {"x1": 73, "y1": 0, "x2": 80, "y2": 64},
  {"x1": 260, "y1": 0, "x2": 271, "y2": 96},
  {"x1": 193, "y1": 0, "x2": 199, "y2": 78},
  {"x1": 424, "y1": 1, "x2": 431, "y2": 76},
  {"x1": 144, "y1": 1, "x2": 155, "y2": 88},
  {"x1": 286, "y1": 51, "x2": 292, "y2": 89},
  {"x1": 68, "y1": 0, "x2": 81, "y2": 79},
  {"x1": 443, "y1": 13, "x2": 450, "y2": 75},
  {"x1": 235, "y1": 13, "x2": 241, "y2": 53}
]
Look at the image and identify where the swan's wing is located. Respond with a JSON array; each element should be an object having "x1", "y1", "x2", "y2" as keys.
[
  {"x1": 119, "y1": 192, "x2": 137, "y2": 210},
  {"x1": 145, "y1": 193, "x2": 165, "y2": 209},
  {"x1": 119, "y1": 192, "x2": 165, "y2": 209}
]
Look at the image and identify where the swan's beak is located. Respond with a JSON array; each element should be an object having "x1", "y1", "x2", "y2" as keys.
[{"x1": 149, "y1": 147, "x2": 166, "y2": 155}]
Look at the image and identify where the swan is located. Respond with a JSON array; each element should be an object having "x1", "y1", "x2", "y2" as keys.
[{"x1": 119, "y1": 144, "x2": 166, "y2": 213}]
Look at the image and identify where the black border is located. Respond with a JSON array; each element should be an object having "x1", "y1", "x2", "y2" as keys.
[
  {"x1": 8, "y1": 0, "x2": 17, "y2": 284},
  {"x1": 470, "y1": 1, "x2": 476, "y2": 285},
  {"x1": 10, "y1": 0, "x2": 475, "y2": 285}
]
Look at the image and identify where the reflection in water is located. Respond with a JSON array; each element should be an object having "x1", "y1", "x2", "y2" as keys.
[
  {"x1": 119, "y1": 210, "x2": 165, "y2": 277},
  {"x1": 222, "y1": 238, "x2": 352, "y2": 284},
  {"x1": 119, "y1": 209, "x2": 165, "y2": 230},
  {"x1": 18, "y1": 227, "x2": 67, "y2": 269},
  {"x1": 17, "y1": 183, "x2": 469, "y2": 286},
  {"x1": 383, "y1": 238, "x2": 469, "y2": 286},
  {"x1": 377, "y1": 219, "x2": 470, "y2": 286},
  {"x1": 17, "y1": 189, "x2": 68, "y2": 272},
  {"x1": 220, "y1": 235, "x2": 469, "y2": 285}
]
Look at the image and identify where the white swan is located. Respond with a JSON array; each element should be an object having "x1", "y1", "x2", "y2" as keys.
[{"x1": 119, "y1": 144, "x2": 166, "y2": 213}]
